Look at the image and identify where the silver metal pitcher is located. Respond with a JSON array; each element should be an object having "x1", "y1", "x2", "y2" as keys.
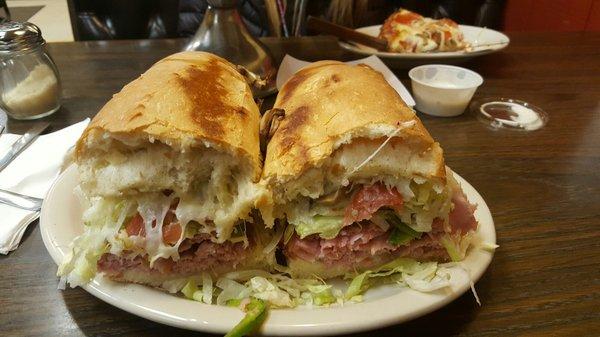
[{"x1": 185, "y1": 0, "x2": 277, "y2": 97}]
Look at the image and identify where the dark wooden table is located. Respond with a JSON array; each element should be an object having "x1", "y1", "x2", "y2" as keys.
[{"x1": 2, "y1": 32, "x2": 599, "y2": 336}]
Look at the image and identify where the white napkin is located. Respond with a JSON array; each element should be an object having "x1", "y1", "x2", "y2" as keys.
[
  {"x1": 276, "y1": 55, "x2": 416, "y2": 107},
  {"x1": 0, "y1": 119, "x2": 89, "y2": 254}
]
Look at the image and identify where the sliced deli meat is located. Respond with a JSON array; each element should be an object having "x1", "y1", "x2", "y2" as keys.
[
  {"x1": 285, "y1": 222, "x2": 449, "y2": 269},
  {"x1": 343, "y1": 183, "x2": 404, "y2": 226},
  {"x1": 449, "y1": 189, "x2": 478, "y2": 233},
  {"x1": 98, "y1": 234, "x2": 249, "y2": 280}
]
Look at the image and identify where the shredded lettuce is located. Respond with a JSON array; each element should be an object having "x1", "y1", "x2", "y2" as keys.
[
  {"x1": 283, "y1": 224, "x2": 295, "y2": 244},
  {"x1": 400, "y1": 180, "x2": 453, "y2": 232},
  {"x1": 181, "y1": 279, "x2": 204, "y2": 302},
  {"x1": 181, "y1": 279, "x2": 198, "y2": 299},
  {"x1": 216, "y1": 278, "x2": 251, "y2": 306},
  {"x1": 442, "y1": 262, "x2": 482, "y2": 306},
  {"x1": 480, "y1": 242, "x2": 499, "y2": 252},
  {"x1": 176, "y1": 253, "x2": 485, "y2": 337},
  {"x1": 294, "y1": 215, "x2": 344, "y2": 239},
  {"x1": 262, "y1": 225, "x2": 284, "y2": 255},
  {"x1": 372, "y1": 257, "x2": 421, "y2": 275},
  {"x1": 440, "y1": 236, "x2": 462, "y2": 262},
  {"x1": 202, "y1": 272, "x2": 213, "y2": 304},
  {"x1": 58, "y1": 197, "x2": 134, "y2": 287},
  {"x1": 345, "y1": 271, "x2": 371, "y2": 299},
  {"x1": 247, "y1": 277, "x2": 294, "y2": 308},
  {"x1": 179, "y1": 256, "x2": 458, "y2": 313},
  {"x1": 228, "y1": 223, "x2": 249, "y2": 246},
  {"x1": 307, "y1": 285, "x2": 336, "y2": 306},
  {"x1": 189, "y1": 270, "x2": 330, "y2": 310},
  {"x1": 181, "y1": 274, "x2": 213, "y2": 303},
  {"x1": 440, "y1": 233, "x2": 473, "y2": 262},
  {"x1": 344, "y1": 257, "x2": 451, "y2": 300},
  {"x1": 402, "y1": 263, "x2": 451, "y2": 292}
]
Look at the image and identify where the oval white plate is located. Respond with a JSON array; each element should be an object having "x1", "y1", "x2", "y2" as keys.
[
  {"x1": 41, "y1": 165, "x2": 496, "y2": 336},
  {"x1": 339, "y1": 25, "x2": 509, "y2": 66}
]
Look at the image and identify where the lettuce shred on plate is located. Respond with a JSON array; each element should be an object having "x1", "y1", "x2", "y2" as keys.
[
  {"x1": 176, "y1": 255, "x2": 485, "y2": 309},
  {"x1": 210, "y1": 240, "x2": 495, "y2": 336}
]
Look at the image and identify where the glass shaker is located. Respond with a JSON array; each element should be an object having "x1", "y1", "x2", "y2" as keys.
[{"x1": 0, "y1": 22, "x2": 61, "y2": 120}]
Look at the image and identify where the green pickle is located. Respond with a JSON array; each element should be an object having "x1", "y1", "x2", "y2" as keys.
[{"x1": 225, "y1": 298, "x2": 267, "y2": 337}]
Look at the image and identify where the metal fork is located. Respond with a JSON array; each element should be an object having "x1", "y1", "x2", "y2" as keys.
[{"x1": 0, "y1": 188, "x2": 43, "y2": 211}]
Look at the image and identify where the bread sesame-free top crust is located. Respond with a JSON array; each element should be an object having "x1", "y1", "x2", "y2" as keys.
[
  {"x1": 75, "y1": 51, "x2": 262, "y2": 181},
  {"x1": 262, "y1": 61, "x2": 446, "y2": 185}
]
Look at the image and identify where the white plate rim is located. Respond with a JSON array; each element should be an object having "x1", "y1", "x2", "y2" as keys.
[
  {"x1": 339, "y1": 24, "x2": 510, "y2": 59},
  {"x1": 41, "y1": 165, "x2": 496, "y2": 336}
]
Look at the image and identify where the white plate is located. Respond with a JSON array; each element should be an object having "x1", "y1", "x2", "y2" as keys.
[
  {"x1": 339, "y1": 25, "x2": 509, "y2": 67},
  {"x1": 41, "y1": 165, "x2": 496, "y2": 336}
]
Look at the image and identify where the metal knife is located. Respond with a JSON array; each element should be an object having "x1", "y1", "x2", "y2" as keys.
[{"x1": 0, "y1": 122, "x2": 50, "y2": 171}]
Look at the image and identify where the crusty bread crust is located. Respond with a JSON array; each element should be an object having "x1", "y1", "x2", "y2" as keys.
[
  {"x1": 75, "y1": 51, "x2": 262, "y2": 181},
  {"x1": 262, "y1": 61, "x2": 446, "y2": 191}
]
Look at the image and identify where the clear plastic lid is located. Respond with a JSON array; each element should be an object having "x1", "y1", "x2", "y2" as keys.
[{"x1": 470, "y1": 97, "x2": 548, "y2": 131}]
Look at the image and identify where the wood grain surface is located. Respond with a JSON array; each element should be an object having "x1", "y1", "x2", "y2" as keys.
[{"x1": 1, "y1": 33, "x2": 599, "y2": 337}]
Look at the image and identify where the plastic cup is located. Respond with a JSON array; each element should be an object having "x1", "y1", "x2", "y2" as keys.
[{"x1": 408, "y1": 64, "x2": 483, "y2": 117}]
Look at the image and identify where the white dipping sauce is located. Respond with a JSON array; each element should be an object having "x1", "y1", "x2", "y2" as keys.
[{"x1": 480, "y1": 101, "x2": 545, "y2": 130}]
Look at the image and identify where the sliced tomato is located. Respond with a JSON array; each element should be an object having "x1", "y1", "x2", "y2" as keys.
[
  {"x1": 126, "y1": 213, "x2": 145, "y2": 236},
  {"x1": 438, "y1": 18, "x2": 459, "y2": 28},
  {"x1": 125, "y1": 206, "x2": 181, "y2": 245},
  {"x1": 343, "y1": 183, "x2": 404, "y2": 226},
  {"x1": 162, "y1": 222, "x2": 182, "y2": 245},
  {"x1": 444, "y1": 30, "x2": 452, "y2": 40},
  {"x1": 392, "y1": 10, "x2": 422, "y2": 25},
  {"x1": 163, "y1": 210, "x2": 176, "y2": 228},
  {"x1": 381, "y1": 10, "x2": 422, "y2": 37}
]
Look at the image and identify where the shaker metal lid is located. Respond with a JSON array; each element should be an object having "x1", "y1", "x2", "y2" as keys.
[{"x1": 0, "y1": 21, "x2": 45, "y2": 53}]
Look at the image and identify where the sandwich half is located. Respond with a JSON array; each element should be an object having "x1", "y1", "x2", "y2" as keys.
[
  {"x1": 261, "y1": 61, "x2": 478, "y2": 279},
  {"x1": 59, "y1": 51, "x2": 273, "y2": 290}
]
